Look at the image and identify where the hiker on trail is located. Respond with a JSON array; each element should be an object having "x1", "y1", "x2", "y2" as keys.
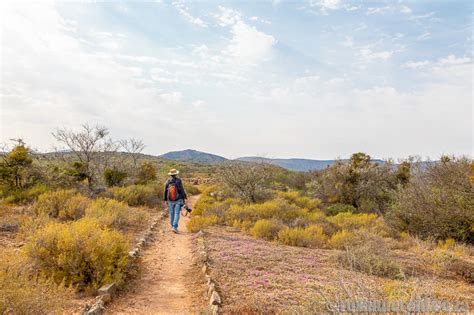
[{"x1": 164, "y1": 168, "x2": 187, "y2": 233}]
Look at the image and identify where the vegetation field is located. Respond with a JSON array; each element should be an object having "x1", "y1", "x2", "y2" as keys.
[{"x1": 204, "y1": 226, "x2": 474, "y2": 313}]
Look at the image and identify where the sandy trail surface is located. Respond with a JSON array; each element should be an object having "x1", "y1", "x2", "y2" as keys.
[{"x1": 106, "y1": 195, "x2": 206, "y2": 314}]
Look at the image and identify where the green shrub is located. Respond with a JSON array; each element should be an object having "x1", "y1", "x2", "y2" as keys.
[
  {"x1": 109, "y1": 184, "x2": 160, "y2": 207},
  {"x1": 325, "y1": 203, "x2": 357, "y2": 216},
  {"x1": 1, "y1": 184, "x2": 49, "y2": 204},
  {"x1": 34, "y1": 189, "x2": 90, "y2": 221},
  {"x1": 104, "y1": 168, "x2": 127, "y2": 187},
  {"x1": 336, "y1": 232, "x2": 404, "y2": 279},
  {"x1": 0, "y1": 249, "x2": 73, "y2": 313},
  {"x1": 185, "y1": 184, "x2": 201, "y2": 195},
  {"x1": 251, "y1": 219, "x2": 284, "y2": 240},
  {"x1": 135, "y1": 161, "x2": 157, "y2": 185},
  {"x1": 277, "y1": 225, "x2": 328, "y2": 248},
  {"x1": 85, "y1": 198, "x2": 147, "y2": 229},
  {"x1": 186, "y1": 215, "x2": 218, "y2": 232},
  {"x1": 23, "y1": 217, "x2": 130, "y2": 291}
]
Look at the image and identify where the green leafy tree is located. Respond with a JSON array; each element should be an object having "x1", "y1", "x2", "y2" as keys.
[{"x1": 0, "y1": 144, "x2": 33, "y2": 189}]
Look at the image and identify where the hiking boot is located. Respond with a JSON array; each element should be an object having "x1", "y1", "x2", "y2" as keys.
[{"x1": 172, "y1": 228, "x2": 178, "y2": 234}]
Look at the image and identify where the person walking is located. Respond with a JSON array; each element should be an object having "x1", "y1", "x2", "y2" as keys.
[{"x1": 164, "y1": 168, "x2": 187, "y2": 233}]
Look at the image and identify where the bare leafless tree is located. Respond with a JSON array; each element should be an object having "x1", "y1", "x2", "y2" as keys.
[
  {"x1": 119, "y1": 138, "x2": 146, "y2": 168},
  {"x1": 52, "y1": 124, "x2": 115, "y2": 188},
  {"x1": 218, "y1": 162, "x2": 273, "y2": 203}
]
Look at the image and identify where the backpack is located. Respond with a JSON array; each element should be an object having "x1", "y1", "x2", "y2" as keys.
[{"x1": 168, "y1": 182, "x2": 179, "y2": 201}]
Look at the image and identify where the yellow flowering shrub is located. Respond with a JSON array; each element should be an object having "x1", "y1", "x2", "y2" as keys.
[
  {"x1": 85, "y1": 198, "x2": 148, "y2": 229},
  {"x1": 34, "y1": 189, "x2": 90, "y2": 221},
  {"x1": 23, "y1": 217, "x2": 130, "y2": 292},
  {"x1": 109, "y1": 184, "x2": 160, "y2": 207},
  {"x1": 277, "y1": 225, "x2": 328, "y2": 248},
  {"x1": 251, "y1": 219, "x2": 284, "y2": 241},
  {"x1": 186, "y1": 215, "x2": 219, "y2": 232},
  {"x1": 0, "y1": 248, "x2": 73, "y2": 314}
]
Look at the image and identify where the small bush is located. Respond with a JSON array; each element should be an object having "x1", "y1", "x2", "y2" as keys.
[
  {"x1": 328, "y1": 212, "x2": 390, "y2": 236},
  {"x1": 328, "y1": 229, "x2": 357, "y2": 249},
  {"x1": 186, "y1": 215, "x2": 218, "y2": 232},
  {"x1": 104, "y1": 168, "x2": 127, "y2": 187},
  {"x1": 336, "y1": 232, "x2": 404, "y2": 279},
  {"x1": 278, "y1": 191, "x2": 321, "y2": 211},
  {"x1": 185, "y1": 184, "x2": 201, "y2": 195},
  {"x1": 34, "y1": 189, "x2": 90, "y2": 221},
  {"x1": 325, "y1": 203, "x2": 356, "y2": 216},
  {"x1": 277, "y1": 225, "x2": 328, "y2": 248},
  {"x1": 135, "y1": 161, "x2": 157, "y2": 185},
  {"x1": 201, "y1": 199, "x2": 236, "y2": 223},
  {"x1": 109, "y1": 184, "x2": 160, "y2": 207},
  {"x1": 232, "y1": 219, "x2": 255, "y2": 232},
  {"x1": 193, "y1": 193, "x2": 218, "y2": 216},
  {"x1": 1, "y1": 184, "x2": 49, "y2": 204},
  {"x1": 23, "y1": 217, "x2": 130, "y2": 291},
  {"x1": 85, "y1": 198, "x2": 147, "y2": 229},
  {"x1": 251, "y1": 219, "x2": 284, "y2": 240},
  {"x1": 0, "y1": 249, "x2": 73, "y2": 313},
  {"x1": 225, "y1": 199, "x2": 306, "y2": 225}
]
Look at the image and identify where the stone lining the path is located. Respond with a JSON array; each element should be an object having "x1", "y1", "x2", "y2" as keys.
[
  {"x1": 83, "y1": 213, "x2": 163, "y2": 315},
  {"x1": 196, "y1": 230, "x2": 221, "y2": 315}
]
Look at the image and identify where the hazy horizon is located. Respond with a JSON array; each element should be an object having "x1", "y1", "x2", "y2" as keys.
[{"x1": 1, "y1": 1, "x2": 472, "y2": 160}]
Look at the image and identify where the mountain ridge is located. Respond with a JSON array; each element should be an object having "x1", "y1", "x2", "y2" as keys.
[{"x1": 158, "y1": 149, "x2": 384, "y2": 171}]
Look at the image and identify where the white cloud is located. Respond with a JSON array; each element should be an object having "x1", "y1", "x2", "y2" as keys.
[
  {"x1": 313, "y1": 0, "x2": 341, "y2": 10},
  {"x1": 172, "y1": 1, "x2": 207, "y2": 28},
  {"x1": 359, "y1": 48, "x2": 393, "y2": 62},
  {"x1": 214, "y1": 6, "x2": 242, "y2": 26},
  {"x1": 225, "y1": 21, "x2": 276, "y2": 64},
  {"x1": 399, "y1": 5, "x2": 412, "y2": 14},
  {"x1": 417, "y1": 32, "x2": 431, "y2": 41},
  {"x1": 250, "y1": 62, "x2": 471, "y2": 158},
  {"x1": 159, "y1": 91, "x2": 183, "y2": 104},
  {"x1": 192, "y1": 100, "x2": 205, "y2": 107},
  {"x1": 402, "y1": 60, "x2": 430, "y2": 69},
  {"x1": 409, "y1": 12, "x2": 435, "y2": 20},
  {"x1": 213, "y1": 7, "x2": 276, "y2": 64},
  {"x1": 309, "y1": 0, "x2": 359, "y2": 14},
  {"x1": 250, "y1": 16, "x2": 271, "y2": 24},
  {"x1": 438, "y1": 54, "x2": 471, "y2": 66},
  {"x1": 0, "y1": 2, "x2": 209, "y2": 152},
  {"x1": 367, "y1": 5, "x2": 414, "y2": 15},
  {"x1": 342, "y1": 36, "x2": 354, "y2": 47}
]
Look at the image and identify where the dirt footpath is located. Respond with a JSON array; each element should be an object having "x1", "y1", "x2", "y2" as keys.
[{"x1": 106, "y1": 195, "x2": 207, "y2": 314}]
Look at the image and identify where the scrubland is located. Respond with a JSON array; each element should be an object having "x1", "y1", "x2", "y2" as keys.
[
  {"x1": 188, "y1": 155, "x2": 473, "y2": 312},
  {"x1": 0, "y1": 126, "x2": 202, "y2": 313}
]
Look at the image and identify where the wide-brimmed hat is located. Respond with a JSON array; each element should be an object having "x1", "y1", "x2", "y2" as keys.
[{"x1": 168, "y1": 168, "x2": 179, "y2": 175}]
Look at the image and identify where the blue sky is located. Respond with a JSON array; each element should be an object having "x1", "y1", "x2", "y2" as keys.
[{"x1": 1, "y1": 0, "x2": 472, "y2": 159}]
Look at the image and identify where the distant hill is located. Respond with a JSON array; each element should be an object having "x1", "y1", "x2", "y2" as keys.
[
  {"x1": 160, "y1": 149, "x2": 227, "y2": 164},
  {"x1": 158, "y1": 150, "x2": 388, "y2": 171},
  {"x1": 236, "y1": 157, "x2": 335, "y2": 171}
]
